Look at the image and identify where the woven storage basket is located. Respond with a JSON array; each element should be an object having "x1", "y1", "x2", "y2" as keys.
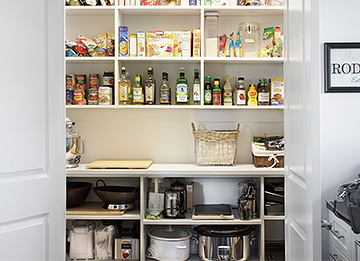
[
  {"x1": 252, "y1": 142, "x2": 284, "y2": 168},
  {"x1": 191, "y1": 122, "x2": 240, "y2": 166}
]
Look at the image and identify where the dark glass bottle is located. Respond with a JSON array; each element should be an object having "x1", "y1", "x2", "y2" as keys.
[
  {"x1": 204, "y1": 76, "x2": 213, "y2": 105},
  {"x1": 145, "y1": 67, "x2": 156, "y2": 105}
]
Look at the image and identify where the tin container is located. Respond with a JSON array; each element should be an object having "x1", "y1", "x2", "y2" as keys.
[
  {"x1": 74, "y1": 90, "x2": 86, "y2": 105},
  {"x1": 89, "y1": 74, "x2": 99, "y2": 90},
  {"x1": 66, "y1": 74, "x2": 76, "y2": 90},
  {"x1": 66, "y1": 90, "x2": 74, "y2": 105},
  {"x1": 76, "y1": 74, "x2": 86, "y2": 84},
  {"x1": 88, "y1": 89, "x2": 99, "y2": 105},
  {"x1": 99, "y1": 86, "x2": 112, "y2": 105}
]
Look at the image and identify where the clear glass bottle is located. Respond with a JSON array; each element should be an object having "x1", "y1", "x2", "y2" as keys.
[
  {"x1": 234, "y1": 76, "x2": 246, "y2": 106},
  {"x1": 132, "y1": 74, "x2": 144, "y2": 105},
  {"x1": 118, "y1": 67, "x2": 129, "y2": 105},
  {"x1": 223, "y1": 75, "x2": 233, "y2": 106},
  {"x1": 160, "y1": 72, "x2": 171, "y2": 105},
  {"x1": 145, "y1": 67, "x2": 156, "y2": 105},
  {"x1": 193, "y1": 69, "x2": 201, "y2": 105},
  {"x1": 204, "y1": 76, "x2": 213, "y2": 105},
  {"x1": 176, "y1": 68, "x2": 189, "y2": 105}
]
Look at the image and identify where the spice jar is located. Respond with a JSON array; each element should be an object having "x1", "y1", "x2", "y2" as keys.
[{"x1": 239, "y1": 22, "x2": 260, "y2": 57}]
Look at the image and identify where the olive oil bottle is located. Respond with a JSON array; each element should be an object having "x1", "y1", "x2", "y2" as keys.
[
  {"x1": 160, "y1": 72, "x2": 171, "y2": 105},
  {"x1": 176, "y1": 68, "x2": 189, "y2": 105},
  {"x1": 132, "y1": 74, "x2": 144, "y2": 105},
  {"x1": 119, "y1": 67, "x2": 130, "y2": 105}
]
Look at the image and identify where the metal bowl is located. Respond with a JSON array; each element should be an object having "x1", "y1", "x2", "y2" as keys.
[
  {"x1": 93, "y1": 179, "x2": 140, "y2": 204},
  {"x1": 67, "y1": 182, "x2": 92, "y2": 208}
]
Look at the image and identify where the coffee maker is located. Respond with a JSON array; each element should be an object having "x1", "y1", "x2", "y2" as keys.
[{"x1": 164, "y1": 181, "x2": 186, "y2": 218}]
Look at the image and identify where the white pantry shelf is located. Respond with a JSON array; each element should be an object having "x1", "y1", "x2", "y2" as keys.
[
  {"x1": 66, "y1": 163, "x2": 285, "y2": 177},
  {"x1": 118, "y1": 57, "x2": 201, "y2": 63},
  {"x1": 65, "y1": 57, "x2": 116, "y2": 62},
  {"x1": 203, "y1": 57, "x2": 284, "y2": 64},
  {"x1": 203, "y1": 6, "x2": 283, "y2": 16},
  {"x1": 65, "y1": 105, "x2": 284, "y2": 109},
  {"x1": 118, "y1": 6, "x2": 201, "y2": 16},
  {"x1": 65, "y1": 6, "x2": 115, "y2": 16}
]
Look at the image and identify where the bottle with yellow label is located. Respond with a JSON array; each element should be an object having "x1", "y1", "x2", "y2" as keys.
[
  {"x1": 119, "y1": 67, "x2": 129, "y2": 105},
  {"x1": 247, "y1": 84, "x2": 258, "y2": 106}
]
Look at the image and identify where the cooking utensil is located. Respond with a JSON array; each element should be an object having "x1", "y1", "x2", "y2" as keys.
[
  {"x1": 146, "y1": 226, "x2": 192, "y2": 261},
  {"x1": 195, "y1": 225, "x2": 256, "y2": 261},
  {"x1": 67, "y1": 182, "x2": 92, "y2": 208},
  {"x1": 66, "y1": 119, "x2": 86, "y2": 169},
  {"x1": 93, "y1": 179, "x2": 140, "y2": 204}
]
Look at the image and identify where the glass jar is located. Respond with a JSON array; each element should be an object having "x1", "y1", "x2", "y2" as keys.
[{"x1": 239, "y1": 22, "x2": 260, "y2": 57}]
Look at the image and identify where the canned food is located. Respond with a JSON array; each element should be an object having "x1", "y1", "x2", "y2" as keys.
[
  {"x1": 66, "y1": 90, "x2": 74, "y2": 105},
  {"x1": 103, "y1": 71, "x2": 114, "y2": 86},
  {"x1": 89, "y1": 74, "x2": 99, "y2": 89},
  {"x1": 88, "y1": 89, "x2": 99, "y2": 105},
  {"x1": 76, "y1": 83, "x2": 86, "y2": 91},
  {"x1": 74, "y1": 90, "x2": 86, "y2": 105},
  {"x1": 99, "y1": 86, "x2": 112, "y2": 105},
  {"x1": 76, "y1": 74, "x2": 86, "y2": 84},
  {"x1": 66, "y1": 74, "x2": 76, "y2": 90}
]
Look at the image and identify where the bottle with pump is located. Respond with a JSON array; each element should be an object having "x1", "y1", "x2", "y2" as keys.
[
  {"x1": 145, "y1": 67, "x2": 156, "y2": 105},
  {"x1": 213, "y1": 78, "x2": 222, "y2": 105},
  {"x1": 119, "y1": 67, "x2": 130, "y2": 105},
  {"x1": 247, "y1": 84, "x2": 258, "y2": 106},
  {"x1": 204, "y1": 76, "x2": 213, "y2": 105},
  {"x1": 176, "y1": 68, "x2": 189, "y2": 105},
  {"x1": 132, "y1": 74, "x2": 144, "y2": 105},
  {"x1": 193, "y1": 69, "x2": 201, "y2": 105},
  {"x1": 234, "y1": 76, "x2": 246, "y2": 106},
  {"x1": 258, "y1": 78, "x2": 269, "y2": 106},
  {"x1": 160, "y1": 72, "x2": 171, "y2": 105},
  {"x1": 223, "y1": 75, "x2": 233, "y2": 106}
]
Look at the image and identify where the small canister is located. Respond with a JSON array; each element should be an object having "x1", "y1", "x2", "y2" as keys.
[
  {"x1": 89, "y1": 74, "x2": 99, "y2": 90},
  {"x1": 66, "y1": 74, "x2": 76, "y2": 90},
  {"x1": 66, "y1": 90, "x2": 74, "y2": 105},
  {"x1": 88, "y1": 89, "x2": 99, "y2": 105},
  {"x1": 74, "y1": 90, "x2": 86, "y2": 105},
  {"x1": 76, "y1": 74, "x2": 86, "y2": 84},
  {"x1": 239, "y1": 22, "x2": 260, "y2": 57}
]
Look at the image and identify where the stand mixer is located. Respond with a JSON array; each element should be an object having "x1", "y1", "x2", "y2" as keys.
[{"x1": 66, "y1": 118, "x2": 86, "y2": 168}]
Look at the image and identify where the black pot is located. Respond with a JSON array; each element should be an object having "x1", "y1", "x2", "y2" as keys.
[
  {"x1": 67, "y1": 182, "x2": 92, "y2": 208},
  {"x1": 93, "y1": 179, "x2": 140, "y2": 204}
]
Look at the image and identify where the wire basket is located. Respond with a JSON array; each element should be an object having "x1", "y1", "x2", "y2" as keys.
[{"x1": 191, "y1": 122, "x2": 240, "y2": 166}]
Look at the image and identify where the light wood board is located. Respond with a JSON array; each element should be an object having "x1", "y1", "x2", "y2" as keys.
[
  {"x1": 67, "y1": 202, "x2": 133, "y2": 216},
  {"x1": 86, "y1": 160, "x2": 153, "y2": 169}
]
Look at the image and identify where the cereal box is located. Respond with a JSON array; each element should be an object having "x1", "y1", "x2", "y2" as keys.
[
  {"x1": 173, "y1": 31, "x2": 182, "y2": 57},
  {"x1": 137, "y1": 32, "x2": 146, "y2": 57},
  {"x1": 119, "y1": 26, "x2": 128, "y2": 57},
  {"x1": 129, "y1": 34, "x2": 137, "y2": 57},
  {"x1": 192, "y1": 29, "x2": 201, "y2": 57},
  {"x1": 270, "y1": 78, "x2": 284, "y2": 105},
  {"x1": 182, "y1": 31, "x2": 191, "y2": 57},
  {"x1": 146, "y1": 31, "x2": 173, "y2": 57}
]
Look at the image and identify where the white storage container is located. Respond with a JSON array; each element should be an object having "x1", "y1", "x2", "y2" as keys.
[
  {"x1": 95, "y1": 225, "x2": 117, "y2": 259},
  {"x1": 205, "y1": 12, "x2": 219, "y2": 57},
  {"x1": 69, "y1": 221, "x2": 96, "y2": 260}
]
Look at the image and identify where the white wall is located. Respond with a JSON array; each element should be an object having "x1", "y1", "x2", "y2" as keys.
[{"x1": 320, "y1": 0, "x2": 360, "y2": 258}]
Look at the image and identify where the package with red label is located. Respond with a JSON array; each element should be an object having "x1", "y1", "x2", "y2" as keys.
[{"x1": 141, "y1": 0, "x2": 158, "y2": 5}]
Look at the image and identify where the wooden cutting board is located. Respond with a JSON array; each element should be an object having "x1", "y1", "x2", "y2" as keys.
[{"x1": 86, "y1": 160, "x2": 153, "y2": 169}]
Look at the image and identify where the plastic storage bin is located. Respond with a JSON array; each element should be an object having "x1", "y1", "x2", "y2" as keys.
[
  {"x1": 205, "y1": 12, "x2": 219, "y2": 57},
  {"x1": 95, "y1": 225, "x2": 117, "y2": 259},
  {"x1": 69, "y1": 221, "x2": 96, "y2": 260}
]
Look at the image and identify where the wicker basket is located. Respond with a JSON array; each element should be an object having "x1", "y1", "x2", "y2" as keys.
[
  {"x1": 191, "y1": 122, "x2": 240, "y2": 166},
  {"x1": 252, "y1": 142, "x2": 284, "y2": 168}
]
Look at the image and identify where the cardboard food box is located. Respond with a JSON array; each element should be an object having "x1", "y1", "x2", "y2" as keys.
[
  {"x1": 137, "y1": 32, "x2": 146, "y2": 57},
  {"x1": 119, "y1": 26, "x2": 128, "y2": 57},
  {"x1": 129, "y1": 34, "x2": 137, "y2": 57},
  {"x1": 182, "y1": 31, "x2": 192, "y2": 57},
  {"x1": 270, "y1": 78, "x2": 284, "y2": 105},
  {"x1": 193, "y1": 29, "x2": 201, "y2": 57},
  {"x1": 173, "y1": 31, "x2": 182, "y2": 57},
  {"x1": 146, "y1": 31, "x2": 173, "y2": 57}
]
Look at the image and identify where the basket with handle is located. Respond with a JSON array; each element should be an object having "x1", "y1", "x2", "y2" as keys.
[{"x1": 191, "y1": 122, "x2": 240, "y2": 166}]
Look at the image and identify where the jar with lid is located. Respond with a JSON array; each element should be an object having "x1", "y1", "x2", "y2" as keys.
[
  {"x1": 238, "y1": 22, "x2": 260, "y2": 57},
  {"x1": 205, "y1": 12, "x2": 219, "y2": 57}
]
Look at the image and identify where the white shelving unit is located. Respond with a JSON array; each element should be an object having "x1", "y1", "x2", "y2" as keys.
[{"x1": 65, "y1": 3, "x2": 284, "y2": 261}]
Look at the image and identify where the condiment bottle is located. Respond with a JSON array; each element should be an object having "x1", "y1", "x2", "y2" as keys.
[
  {"x1": 176, "y1": 68, "x2": 189, "y2": 105},
  {"x1": 234, "y1": 76, "x2": 246, "y2": 106},
  {"x1": 119, "y1": 67, "x2": 130, "y2": 105},
  {"x1": 193, "y1": 69, "x2": 201, "y2": 105},
  {"x1": 204, "y1": 76, "x2": 213, "y2": 105},
  {"x1": 258, "y1": 78, "x2": 269, "y2": 106},
  {"x1": 132, "y1": 74, "x2": 144, "y2": 105},
  {"x1": 213, "y1": 78, "x2": 222, "y2": 106},
  {"x1": 145, "y1": 67, "x2": 156, "y2": 105},
  {"x1": 223, "y1": 75, "x2": 233, "y2": 106},
  {"x1": 160, "y1": 72, "x2": 171, "y2": 105},
  {"x1": 247, "y1": 84, "x2": 258, "y2": 106}
]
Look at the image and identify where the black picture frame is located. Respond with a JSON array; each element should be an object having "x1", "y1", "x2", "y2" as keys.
[{"x1": 324, "y1": 42, "x2": 360, "y2": 93}]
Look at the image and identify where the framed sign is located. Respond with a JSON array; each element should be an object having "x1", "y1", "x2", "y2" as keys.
[{"x1": 325, "y1": 42, "x2": 360, "y2": 93}]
